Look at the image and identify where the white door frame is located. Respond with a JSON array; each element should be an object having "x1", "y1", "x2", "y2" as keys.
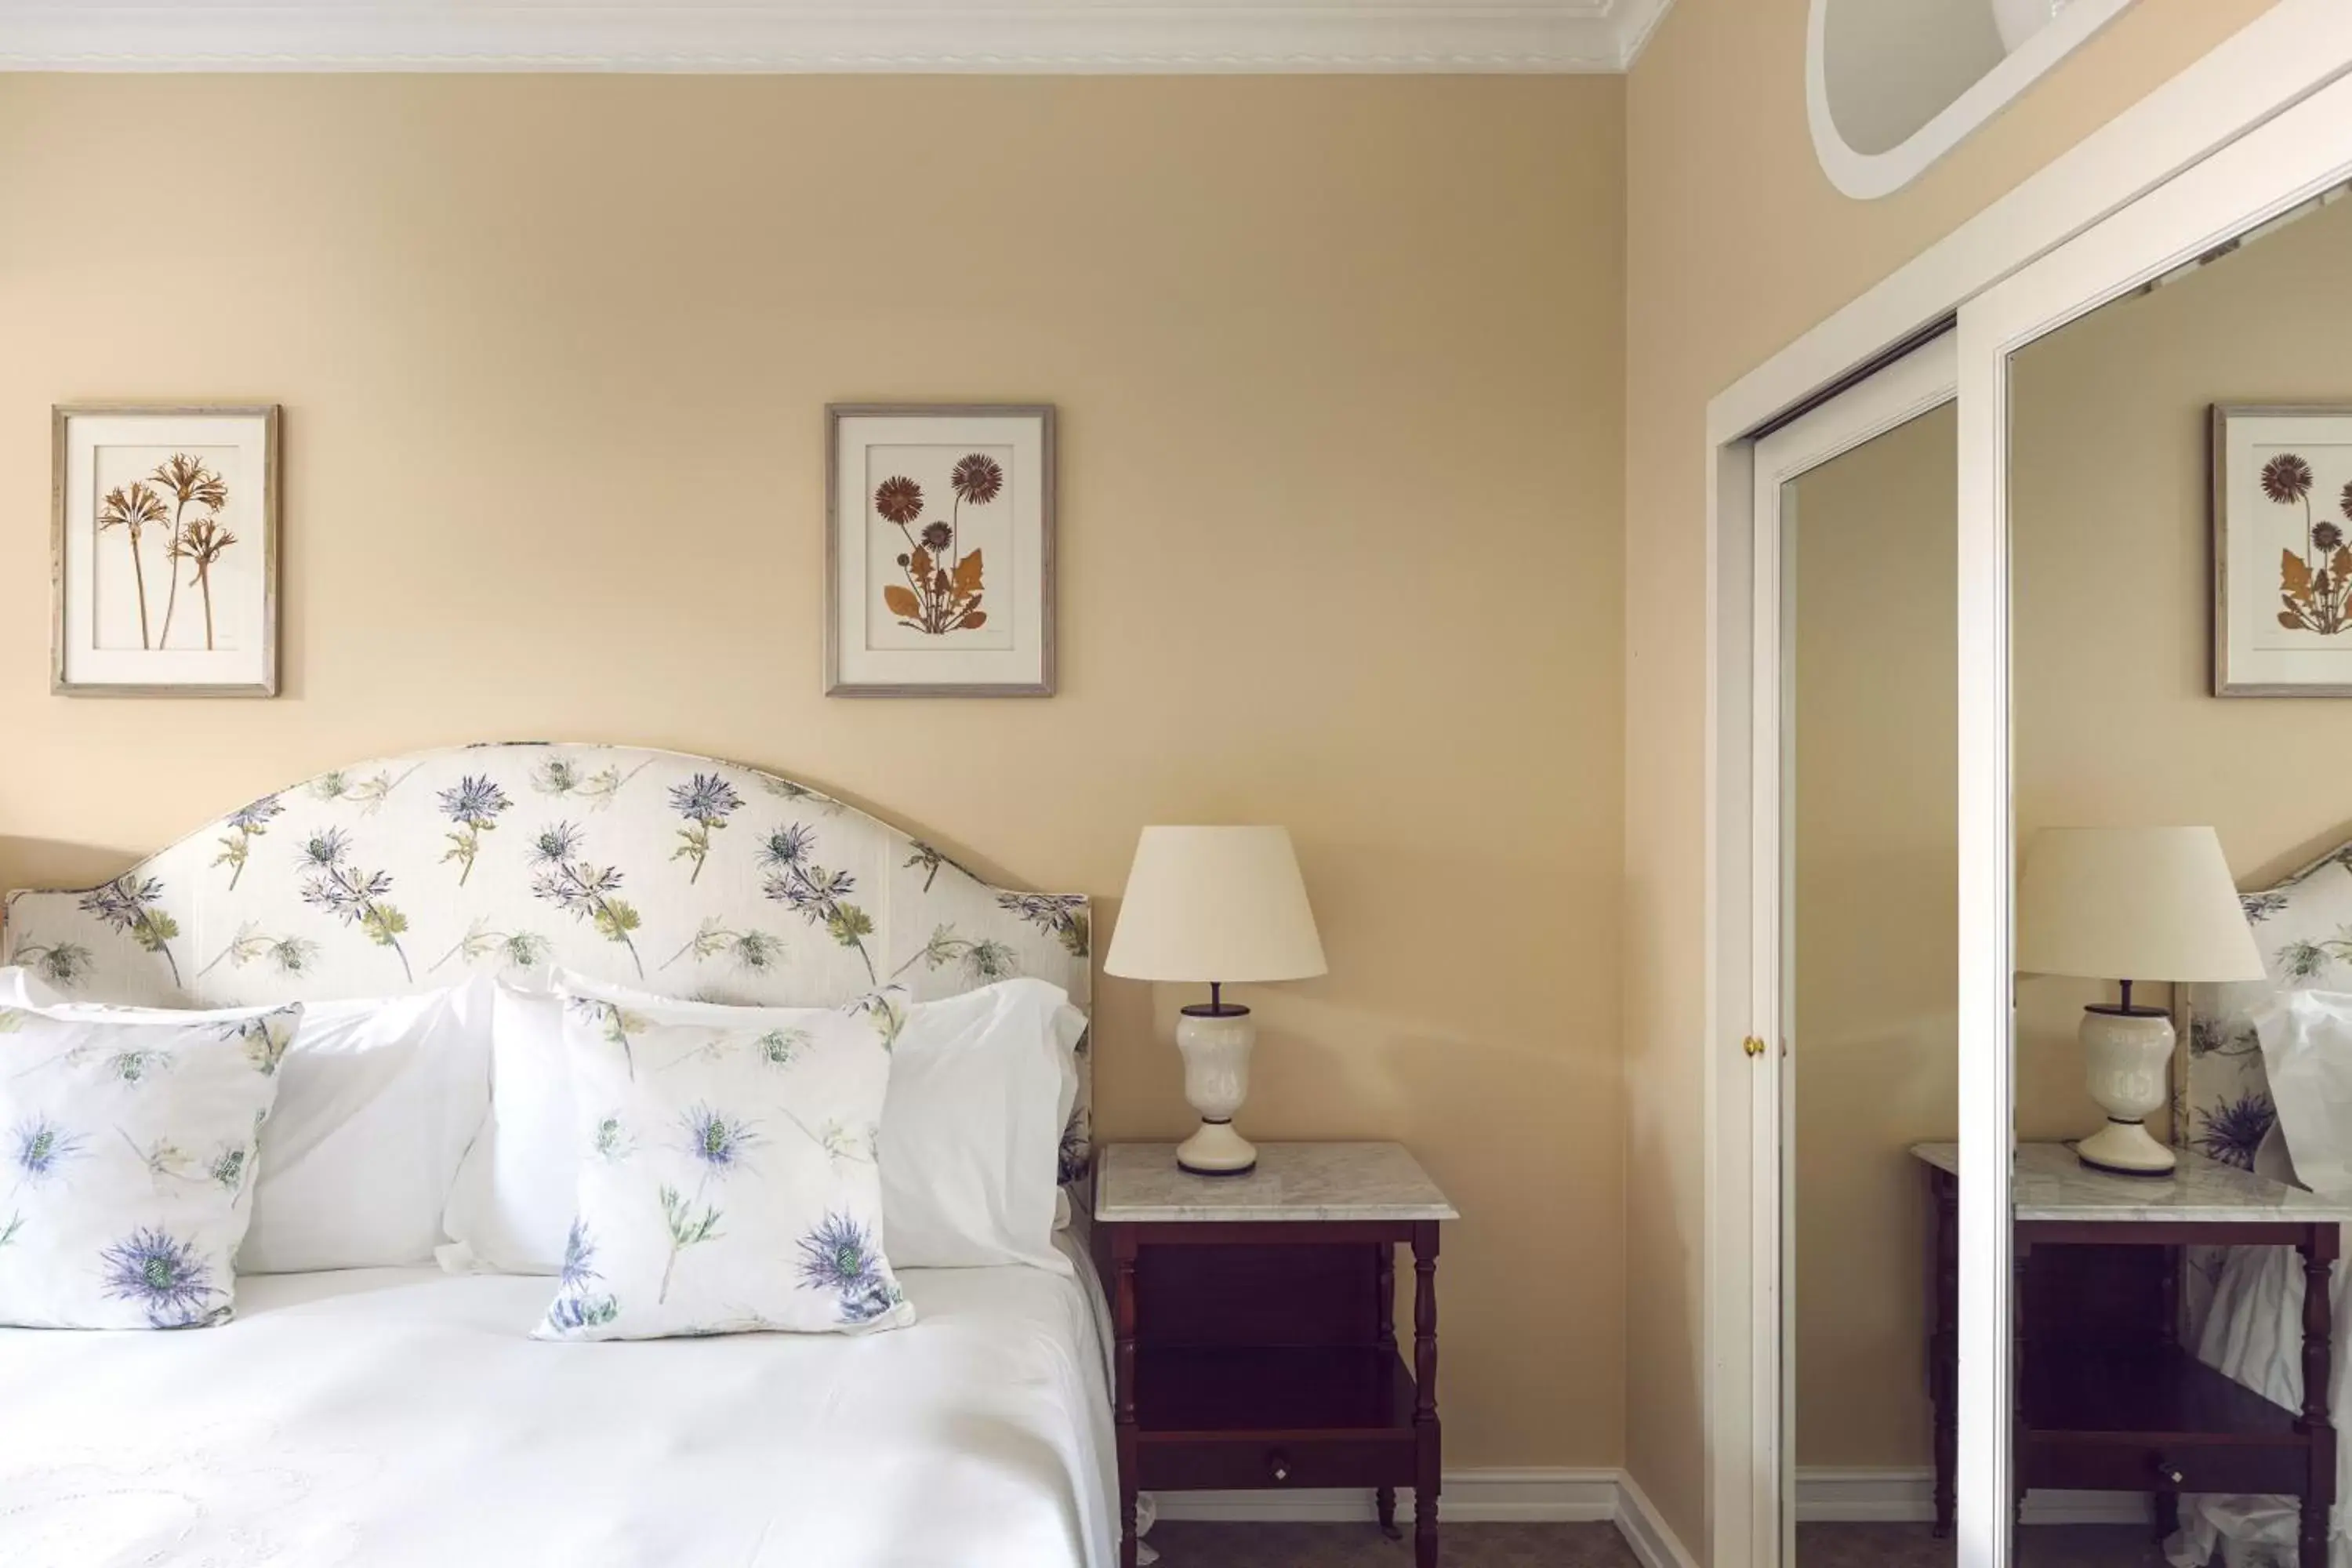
[
  {"x1": 1743, "y1": 339, "x2": 1960, "y2": 1564},
  {"x1": 1702, "y1": 5, "x2": 2352, "y2": 1566}
]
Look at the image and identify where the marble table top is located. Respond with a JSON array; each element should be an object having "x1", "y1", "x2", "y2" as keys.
[
  {"x1": 1910, "y1": 1140, "x2": 2352, "y2": 1224},
  {"x1": 1094, "y1": 1142, "x2": 1457, "y2": 1223}
]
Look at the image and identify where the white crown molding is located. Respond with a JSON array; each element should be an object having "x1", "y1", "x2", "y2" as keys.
[{"x1": 0, "y1": 0, "x2": 1678, "y2": 72}]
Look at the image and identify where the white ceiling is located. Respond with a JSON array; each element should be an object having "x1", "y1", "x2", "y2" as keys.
[{"x1": 0, "y1": 0, "x2": 1677, "y2": 71}]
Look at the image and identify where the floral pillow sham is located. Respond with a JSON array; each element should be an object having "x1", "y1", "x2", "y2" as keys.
[
  {"x1": 0, "y1": 1002, "x2": 299, "y2": 1329},
  {"x1": 535, "y1": 985, "x2": 915, "y2": 1341}
]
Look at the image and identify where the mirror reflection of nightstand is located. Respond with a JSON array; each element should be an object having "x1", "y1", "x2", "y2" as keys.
[{"x1": 1911, "y1": 1142, "x2": 2347, "y2": 1564}]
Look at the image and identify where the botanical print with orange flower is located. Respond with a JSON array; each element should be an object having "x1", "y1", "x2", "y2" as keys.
[
  {"x1": 874, "y1": 452, "x2": 1002, "y2": 636},
  {"x1": 93, "y1": 451, "x2": 240, "y2": 651},
  {"x1": 2262, "y1": 452, "x2": 2352, "y2": 636}
]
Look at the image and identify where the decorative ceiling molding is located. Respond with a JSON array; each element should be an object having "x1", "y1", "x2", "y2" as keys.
[{"x1": 0, "y1": 0, "x2": 1677, "y2": 72}]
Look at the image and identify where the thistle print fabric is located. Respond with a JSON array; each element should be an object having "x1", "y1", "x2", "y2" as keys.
[
  {"x1": 535, "y1": 989, "x2": 914, "y2": 1341},
  {"x1": 0, "y1": 1003, "x2": 296, "y2": 1329},
  {"x1": 0, "y1": 744, "x2": 1094, "y2": 1190}
]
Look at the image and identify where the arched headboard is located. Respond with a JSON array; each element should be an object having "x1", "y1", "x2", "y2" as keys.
[{"x1": 0, "y1": 742, "x2": 1094, "y2": 1182}]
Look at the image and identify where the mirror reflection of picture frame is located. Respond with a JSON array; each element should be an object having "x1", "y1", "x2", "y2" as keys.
[
  {"x1": 52, "y1": 404, "x2": 281, "y2": 699},
  {"x1": 825, "y1": 404, "x2": 1055, "y2": 698},
  {"x1": 2212, "y1": 403, "x2": 2352, "y2": 696}
]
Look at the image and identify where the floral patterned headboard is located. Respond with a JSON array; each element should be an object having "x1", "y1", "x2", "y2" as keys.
[{"x1": 0, "y1": 742, "x2": 1094, "y2": 1183}]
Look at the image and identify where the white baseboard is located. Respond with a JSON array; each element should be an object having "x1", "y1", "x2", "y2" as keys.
[
  {"x1": 1615, "y1": 1470, "x2": 1704, "y2": 1568},
  {"x1": 1795, "y1": 1466, "x2": 2153, "y2": 1526},
  {"x1": 1147, "y1": 1466, "x2": 1704, "y2": 1566},
  {"x1": 1150, "y1": 1467, "x2": 1619, "y2": 1524}
]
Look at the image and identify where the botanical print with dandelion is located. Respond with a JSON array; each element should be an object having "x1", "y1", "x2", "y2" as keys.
[
  {"x1": 55, "y1": 407, "x2": 278, "y2": 696},
  {"x1": 829, "y1": 406, "x2": 1054, "y2": 696},
  {"x1": 2216, "y1": 408, "x2": 2352, "y2": 694},
  {"x1": 866, "y1": 448, "x2": 1014, "y2": 651}
]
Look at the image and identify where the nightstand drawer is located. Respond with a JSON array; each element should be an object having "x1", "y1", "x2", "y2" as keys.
[{"x1": 1137, "y1": 1433, "x2": 1417, "y2": 1492}]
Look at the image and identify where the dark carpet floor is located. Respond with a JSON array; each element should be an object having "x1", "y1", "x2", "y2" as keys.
[{"x1": 1140, "y1": 1521, "x2": 2178, "y2": 1566}]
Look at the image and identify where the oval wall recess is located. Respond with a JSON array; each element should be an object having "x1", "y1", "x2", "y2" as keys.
[{"x1": 1807, "y1": 0, "x2": 2139, "y2": 200}]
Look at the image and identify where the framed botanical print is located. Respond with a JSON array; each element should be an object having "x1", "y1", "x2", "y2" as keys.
[
  {"x1": 2213, "y1": 404, "x2": 2352, "y2": 695},
  {"x1": 53, "y1": 405, "x2": 280, "y2": 697},
  {"x1": 826, "y1": 404, "x2": 1055, "y2": 697}
]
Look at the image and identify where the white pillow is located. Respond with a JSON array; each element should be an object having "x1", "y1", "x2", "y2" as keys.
[
  {"x1": 0, "y1": 971, "x2": 495, "y2": 1273},
  {"x1": 0, "y1": 1001, "x2": 297, "y2": 1328},
  {"x1": 2251, "y1": 989, "x2": 2352, "y2": 1194},
  {"x1": 444, "y1": 973, "x2": 1085, "y2": 1276},
  {"x1": 534, "y1": 988, "x2": 914, "y2": 1340}
]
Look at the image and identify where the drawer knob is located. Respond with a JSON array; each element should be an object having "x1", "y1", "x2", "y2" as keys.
[
  {"x1": 1269, "y1": 1451, "x2": 1291, "y2": 1483},
  {"x1": 2152, "y1": 1454, "x2": 2186, "y2": 1486}
]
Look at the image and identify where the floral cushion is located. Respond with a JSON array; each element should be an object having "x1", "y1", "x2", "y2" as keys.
[
  {"x1": 534, "y1": 986, "x2": 914, "y2": 1341},
  {"x1": 0, "y1": 1003, "x2": 298, "y2": 1329}
]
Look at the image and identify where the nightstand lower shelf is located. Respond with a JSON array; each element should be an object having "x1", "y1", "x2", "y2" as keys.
[{"x1": 1135, "y1": 1346, "x2": 1420, "y2": 1491}]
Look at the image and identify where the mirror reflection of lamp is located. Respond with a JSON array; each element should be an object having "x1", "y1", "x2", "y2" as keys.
[{"x1": 2016, "y1": 826, "x2": 2267, "y2": 1176}]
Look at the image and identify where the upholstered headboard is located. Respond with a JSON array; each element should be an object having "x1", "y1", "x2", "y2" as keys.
[
  {"x1": 2172, "y1": 841, "x2": 2352, "y2": 1177},
  {"x1": 0, "y1": 742, "x2": 1094, "y2": 1181}
]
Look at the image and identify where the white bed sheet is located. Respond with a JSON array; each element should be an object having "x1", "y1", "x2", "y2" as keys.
[
  {"x1": 0, "y1": 1240, "x2": 1117, "y2": 1568},
  {"x1": 2172, "y1": 1246, "x2": 2352, "y2": 1568}
]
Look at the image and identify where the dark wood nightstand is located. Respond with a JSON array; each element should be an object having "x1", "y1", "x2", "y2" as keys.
[{"x1": 1092, "y1": 1141, "x2": 1458, "y2": 1568}]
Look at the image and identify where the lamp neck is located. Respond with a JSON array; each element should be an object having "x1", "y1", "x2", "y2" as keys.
[
  {"x1": 1182, "y1": 980, "x2": 1250, "y2": 1019},
  {"x1": 2086, "y1": 977, "x2": 2166, "y2": 1019}
]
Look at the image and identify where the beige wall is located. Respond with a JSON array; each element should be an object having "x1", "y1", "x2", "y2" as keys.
[
  {"x1": 1788, "y1": 404, "x2": 1957, "y2": 1468},
  {"x1": 0, "y1": 74, "x2": 1627, "y2": 1468},
  {"x1": 1623, "y1": 0, "x2": 2284, "y2": 1548}
]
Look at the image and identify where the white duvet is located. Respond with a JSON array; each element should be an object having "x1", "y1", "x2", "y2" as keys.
[{"x1": 0, "y1": 1247, "x2": 1117, "y2": 1568}]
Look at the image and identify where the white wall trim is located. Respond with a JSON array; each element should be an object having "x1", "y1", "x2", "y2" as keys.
[
  {"x1": 1151, "y1": 1466, "x2": 1620, "y2": 1523},
  {"x1": 1617, "y1": 1468, "x2": 1706, "y2": 1568},
  {"x1": 1795, "y1": 1468, "x2": 2151, "y2": 1527},
  {"x1": 0, "y1": 0, "x2": 1679, "y2": 73},
  {"x1": 1147, "y1": 1466, "x2": 1702, "y2": 1566}
]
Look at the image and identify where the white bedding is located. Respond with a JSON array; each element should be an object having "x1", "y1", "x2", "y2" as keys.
[
  {"x1": 0, "y1": 1241, "x2": 1117, "y2": 1568},
  {"x1": 2173, "y1": 1247, "x2": 2352, "y2": 1568}
]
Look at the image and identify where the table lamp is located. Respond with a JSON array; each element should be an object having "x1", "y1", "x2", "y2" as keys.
[
  {"x1": 2016, "y1": 826, "x2": 2266, "y2": 1175},
  {"x1": 1104, "y1": 826, "x2": 1327, "y2": 1176}
]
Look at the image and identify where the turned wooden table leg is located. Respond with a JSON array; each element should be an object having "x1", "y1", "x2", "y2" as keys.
[
  {"x1": 1414, "y1": 1221, "x2": 1441, "y2": 1568},
  {"x1": 1378, "y1": 1240, "x2": 1401, "y2": 1541},
  {"x1": 1929, "y1": 1168, "x2": 1958, "y2": 1540},
  {"x1": 2299, "y1": 1225, "x2": 2338, "y2": 1568},
  {"x1": 1114, "y1": 1229, "x2": 1140, "y2": 1568}
]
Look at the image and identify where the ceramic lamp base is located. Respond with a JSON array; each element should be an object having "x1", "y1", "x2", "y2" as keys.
[
  {"x1": 2075, "y1": 1005, "x2": 2177, "y2": 1178},
  {"x1": 1177, "y1": 1120, "x2": 1258, "y2": 1176},
  {"x1": 1174, "y1": 1004, "x2": 1257, "y2": 1176}
]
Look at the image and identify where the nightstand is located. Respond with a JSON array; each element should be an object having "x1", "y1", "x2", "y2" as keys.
[{"x1": 1093, "y1": 1141, "x2": 1459, "y2": 1568}]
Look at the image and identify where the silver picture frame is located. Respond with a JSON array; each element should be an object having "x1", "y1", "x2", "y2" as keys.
[{"x1": 825, "y1": 402, "x2": 1056, "y2": 698}]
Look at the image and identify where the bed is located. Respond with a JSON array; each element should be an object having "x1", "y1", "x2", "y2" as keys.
[{"x1": 0, "y1": 742, "x2": 1115, "y2": 1568}]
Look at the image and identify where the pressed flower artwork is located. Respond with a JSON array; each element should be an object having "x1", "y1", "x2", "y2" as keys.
[
  {"x1": 54, "y1": 407, "x2": 278, "y2": 696},
  {"x1": 2216, "y1": 410, "x2": 2352, "y2": 693},
  {"x1": 828, "y1": 407, "x2": 1054, "y2": 695}
]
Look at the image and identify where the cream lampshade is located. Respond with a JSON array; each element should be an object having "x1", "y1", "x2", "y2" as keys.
[
  {"x1": 2017, "y1": 826, "x2": 2265, "y2": 1175},
  {"x1": 1105, "y1": 826, "x2": 1327, "y2": 1175}
]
